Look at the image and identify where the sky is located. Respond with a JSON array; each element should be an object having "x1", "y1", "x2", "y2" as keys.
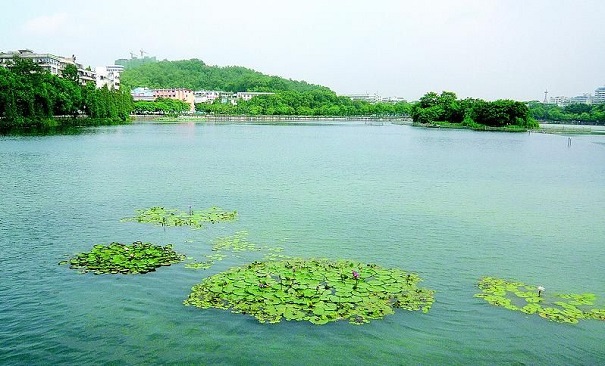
[{"x1": 1, "y1": 0, "x2": 604, "y2": 101}]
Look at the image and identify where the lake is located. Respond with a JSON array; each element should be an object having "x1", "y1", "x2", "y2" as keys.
[{"x1": 1, "y1": 121, "x2": 604, "y2": 365}]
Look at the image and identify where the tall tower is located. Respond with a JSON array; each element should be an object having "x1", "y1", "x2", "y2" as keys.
[{"x1": 543, "y1": 89, "x2": 548, "y2": 103}]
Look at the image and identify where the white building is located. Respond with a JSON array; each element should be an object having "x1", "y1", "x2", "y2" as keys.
[
  {"x1": 345, "y1": 93, "x2": 383, "y2": 103},
  {"x1": 131, "y1": 87, "x2": 155, "y2": 101},
  {"x1": 549, "y1": 96, "x2": 570, "y2": 106},
  {"x1": 569, "y1": 94, "x2": 592, "y2": 105},
  {"x1": 95, "y1": 65, "x2": 124, "y2": 90},
  {"x1": 194, "y1": 90, "x2": 222, "y2": 104},
  {"x1": 594, "y1": 86, "x2": 605, "y2": 104},
  {"x1": 0, "y1": 49, "x2": 95, "y2": 85},
  {"x1": 236, "y1": 91, "x2": 274, "y2": 101}
]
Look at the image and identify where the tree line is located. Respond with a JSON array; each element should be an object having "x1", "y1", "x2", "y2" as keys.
[
  {"x1": 528, "y1": 102, "x2": 605, "y2": 125},
  {"x1": 196, "y1": 90, "x2": 411, "y2": 117},
  {"x1": 0, "y1": 57, "x2": 133, "y2": 132},
  {"x1": 133, "y1": 98, "x2": 191, "y2": 115},
  {"x1": 411, "y1": 91, "x2": 538, "y2": 130}
]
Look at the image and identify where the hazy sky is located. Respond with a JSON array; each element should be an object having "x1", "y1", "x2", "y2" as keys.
[{"x1": 1, "y1": 0, "x2": 604, "y2": 101}]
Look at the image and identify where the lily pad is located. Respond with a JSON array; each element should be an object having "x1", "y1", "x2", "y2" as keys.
[
  {"x1": 121, "y1": 206, "x2": 237, "y2": 229},
  {"x1": 184, "y1": 258, "x2": 434, "y2": 325},
  {"x1": 60, "y1": 241, "x2": 185, "y2": 274},
  {"x1": 475, "y1": 277, "x2": 605, "y2": 324}
]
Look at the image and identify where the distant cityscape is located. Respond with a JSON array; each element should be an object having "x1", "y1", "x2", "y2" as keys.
[
  {"x1": 1, "y1": 48, "x2": 603, "y2": 109},
  {"x1": 544, "y1": 87, "x2": 605, "y2": 106}
]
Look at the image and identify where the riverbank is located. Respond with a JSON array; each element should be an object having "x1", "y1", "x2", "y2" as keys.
[
  {"x1": 0, "y1": 116, "x2": 132, "y2": 135},
  {"x1": 411, "y1": 121, "x2": 529, "y2": 132},
  {"x1": 133, "y1": 114, "x2": 413, "y2": 124},
  {"x1": 410, "y1": 121, "x2": 605, "y2": 135}
]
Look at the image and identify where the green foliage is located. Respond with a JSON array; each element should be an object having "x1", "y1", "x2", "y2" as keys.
[
  {"x1": 0, "y1": 59, "x2": 133, "y2": 132},
  {"x1": 61, "y1": 64, "x2": 79, "y2": 84},
  {"x1": 475, "y1": 277, "x2": 605, "y2": 324},
  {"x1": 60, "y1": 241, "x2": 185, "y2": 274},
  {"x1": 121, "y1": 59, "x2": 329, "y2": 93},
  {"x1": 133, "y1": 98, "x2": 190, "y2": 115},
  {"x1": 121, "y1": 59, "x2": 412, "y2": 117},
  {"x1": 121, "y1": 206, "x2": 237, "y2": 229},
  {"x1": 528, "y1": 102, "x2": 605, "y2": 125},
  {"x1": 184, "y1": 258, "x2": 435, "y2": 325},
  {"x1": 412, "y1": 91, "x2": 537, "y2": 129},
  {"x1": 196, "y1": 90, "x2": 411, "y2": 117}
]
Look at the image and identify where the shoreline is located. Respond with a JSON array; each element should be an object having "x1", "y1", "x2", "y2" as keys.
[{"x1": 132, "y1": 114, "x2": 412, "y2": 123}]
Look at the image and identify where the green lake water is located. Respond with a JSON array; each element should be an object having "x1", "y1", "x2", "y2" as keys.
[{"x1": 1, "y1": 121, "x2": 604, "y2": 364}]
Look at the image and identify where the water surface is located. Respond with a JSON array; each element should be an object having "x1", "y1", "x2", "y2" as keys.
[{"x1": 1, "y1": 121, "x2": 604, "y2": 364}]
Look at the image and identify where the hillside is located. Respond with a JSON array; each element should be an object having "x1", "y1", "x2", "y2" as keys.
[{"x1": 120, "y1": 59, "x2": 331, "y2": 93}]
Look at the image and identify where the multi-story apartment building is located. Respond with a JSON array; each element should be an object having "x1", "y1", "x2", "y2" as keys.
[
  {"x1": 594, "y1": 86, "x2": 605, "y2": 104},
  {"x1": 0, "y1": 49, "x2": 96, "y2": 85},
  {"x1": 95, "y1": 65, "x2": 124, "y2": 90}
]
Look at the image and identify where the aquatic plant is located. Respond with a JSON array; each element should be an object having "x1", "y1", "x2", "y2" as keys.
[
  {"x1": 475, "y1": 277, "x2": 605, "y2": 324},
  {"x1": 212, "y1": 231, "x2": 258, "y2": 252},
  {"x1": 60, "y1": 241, "x2": 185, "y2": 274},
  {"x1": 121, "y1": 206, "x2": 237, "y2": 229},
  {"x1": 184, "y1": 258, "x2": 435, "y2": 325},
  {"x1": 185, "y1": 231, "x2": 291, "y2": 271}
]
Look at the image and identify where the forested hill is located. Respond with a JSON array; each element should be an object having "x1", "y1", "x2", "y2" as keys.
[{"x1": 120, "y1": 59, "x2": 331, "y2": 93}]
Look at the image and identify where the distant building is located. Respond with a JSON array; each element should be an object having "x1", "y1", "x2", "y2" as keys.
[
  {"x1": 549, "y1": 96, "x2": 570, "y2": 106},
  {"x1": 131, "y1": 87, "x2": 155, "y2": 101},
  {"x1": 382, "y1": 96, "x2": 408, "y2": 103},
  {"x1": 345, "y1": 93, "x2": 383, "y2": 103},
  {"x1": 569, "y1": 93, "x2": 592, "y2": 105},
  {"x1": 131, "y1": 87, "x2": 195, "y2": 112},
  {"x1": 236, "y1": 91, "x2": 274, "y2": 101},
  {"x1": 194, "y1": 90, "x2": 222, "y2": 104},
  {"x1": 0, "y1": 49, "x2": 95, "y2": 85},
  {"x1": 95, "y1": 65, "x2": 124, "y2": 90},
  {"x1": 193, "y1": 90, "x2": 273, "y2": 105},
  {"x1": 115, "y1": 51, "x2": 157, "y2": 69},
  {"x1": 594, "y1": 86, "x2": 605, "y2": 104}
]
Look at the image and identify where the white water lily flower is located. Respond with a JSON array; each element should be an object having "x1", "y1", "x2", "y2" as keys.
[{"x1": 537, "y1": 286, "x2": 545, "y2": 292}]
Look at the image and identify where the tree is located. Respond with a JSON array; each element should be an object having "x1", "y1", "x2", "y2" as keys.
[{"x1": 61, "y1": 64, "x2": 80, "y2": 85}]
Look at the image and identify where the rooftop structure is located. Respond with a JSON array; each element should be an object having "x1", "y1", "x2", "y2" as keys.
[
  {"x1": 0, "y1": 49, "x2": 95, "y2": 85},
  {"x1": 115, "y1": 50, "x2": 157, "y2": 69}
]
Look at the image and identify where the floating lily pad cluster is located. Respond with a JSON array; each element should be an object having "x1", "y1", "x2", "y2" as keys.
[
  {"x1": 121, "y1": 206, "x2": 237, "y2": 229},
  {"x1": 184, "y1": 258, "x2": 434, "y2": 325},
  {"x1": 61, "y1": 241, "x2": 185, "y2": 274},
  {"x1": 475, "y1": 277, "x2": 605, "y2": 324},
  {"x1": 185, "y1": 231, "x2": 290, "y2": 271},
  {"x1": 212, "y1": 231, "x2": 258, "y2": 252}
]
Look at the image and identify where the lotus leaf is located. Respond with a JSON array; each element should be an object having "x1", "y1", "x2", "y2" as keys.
[
  {"x1": 475, "y1": 277, "x2": 605, "y2": 324},
  {"x1": 121, "y1": 206, "x2": 237, "y2": 229},
  {"x1": 184, "y1": 258, "x2": 434, "y2": 325},
  {"x1": 61, "y1": 241, "x2": 185, "y2": 274}
]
